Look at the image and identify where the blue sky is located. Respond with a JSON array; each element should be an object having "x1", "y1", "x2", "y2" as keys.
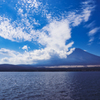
[{"x1": 0, "y1": 0, "x2": 100, "y2": 64}]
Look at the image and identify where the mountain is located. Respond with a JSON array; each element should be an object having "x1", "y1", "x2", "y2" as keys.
[
  {"x1": 0, "y1": 64, "x2": 29, "y2": 71},
  {"x1": 35, "y1": 48, "x2": 100, "y2": 66},
  {"x1": 66, "y1": 48, "x2": 100, "y2": 65}
]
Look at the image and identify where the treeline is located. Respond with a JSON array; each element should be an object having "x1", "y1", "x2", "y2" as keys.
[{"x1": 0, "y1": 64, "x2": 100, "y2": 71}]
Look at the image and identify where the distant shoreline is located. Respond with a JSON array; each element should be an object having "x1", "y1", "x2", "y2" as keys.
[
  {"x1": 0, "y1": 67, "x2": 100, "y2": 72},
  {"x1": 0, "y1": 64, "x2": 100, "y2": 71}
]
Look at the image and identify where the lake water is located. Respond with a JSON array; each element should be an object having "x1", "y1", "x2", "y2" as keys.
[{"x1": 0, "y1": 72, "x2": 100, "y2": 100}]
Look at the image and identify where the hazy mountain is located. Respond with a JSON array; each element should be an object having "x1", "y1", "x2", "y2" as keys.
[
  {"x1": 35, "y1": 48, "x2": 100, "y2": 66},
  {"x1": 66, "y1": 48, "x2": 100, "y2": 65}
]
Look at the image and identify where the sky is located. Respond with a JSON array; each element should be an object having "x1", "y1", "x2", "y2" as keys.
[{"x1": 0, "y1": 0, "x2": 100, "y2": 65}]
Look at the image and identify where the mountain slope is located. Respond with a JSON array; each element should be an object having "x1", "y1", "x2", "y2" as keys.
[
  {"x1": 66, "y1": 48, "x2": 100, "y2": 65},
  {"x1": 36, "y1": 48, "x2": 100, "y2": 65}
]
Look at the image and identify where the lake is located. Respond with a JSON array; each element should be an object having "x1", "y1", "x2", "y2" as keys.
[{"x1": 0, "y1": 72, "x2": 100, "y2": 100}]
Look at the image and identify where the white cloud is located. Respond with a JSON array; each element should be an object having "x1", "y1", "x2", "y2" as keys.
[
  {"x1": 0, "y1": 46, "x2": 75, "y2": 65},
  {"x1": 0, "y1": 48, "x2": 50, "y2": 64},
  {"x1": 0, "y1": 48, "x2": 19, "y2": 56},
  {"x1": 82, "y1": 7, "x2": 92, "y2": 22},
  {"x1": 88, "y1": 27, "x2": 100, "y2": 44},
  {"x1": 0, "y1": 17, "x2": 32, "y2": 41},
  {"x1": 1, "y1": 57, "x2": 9, "y2": 63},
  {"x1": 66, "y1": 48, "x2": 75, "y2": 55},
  {"x1": 18, "y1": 8, "x2": 23, "y2": 14},
  {"x1": 67, "y1": 1, "x2": 94, "y2": 27},
  {"x1": 17, "y1": 0, "x2": 41, "y2": 9},
  {"x1": 89, "y1": 27, "x2": 100, "y2": 36},
  {"x1": 89, "y1": 37, "x2": 94, "y2": 42},
  {"x1": 22, "y1": 45, "x2": 28, "y2": 50},
  {"x1": 22, "y1": 45, "x2": 30, "y2": 51}
]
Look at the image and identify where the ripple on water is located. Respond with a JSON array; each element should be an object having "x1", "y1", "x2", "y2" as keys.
[{"x1": 0, "y1": 72, "x2": 100, "y2": 100}]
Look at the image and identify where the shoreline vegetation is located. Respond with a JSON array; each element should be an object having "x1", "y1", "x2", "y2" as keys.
[{"x1": 0, "y1": 64, "x2": 100, "y2": 71}]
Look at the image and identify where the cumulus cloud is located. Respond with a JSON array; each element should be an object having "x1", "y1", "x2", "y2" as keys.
[
  {"x1": 22, "y1": 45, "x2": 30, "y2": 51},
  {"x1": 0, "y1": 48, "x2": 50, "y2": 64},
  {"x1": 0, "y1": 0, "x2": 95, "y2": 64},
  {"x1": 1, "y1": 57, "x2": 9, "y2": 63},
  {"x1": 0, "y1": 48, "x2": 19, "y2": 56}
]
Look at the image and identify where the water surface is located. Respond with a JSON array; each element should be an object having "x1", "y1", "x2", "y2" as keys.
[{"x1": 0, "y1": 72, "x2": 100, "y2": 100}]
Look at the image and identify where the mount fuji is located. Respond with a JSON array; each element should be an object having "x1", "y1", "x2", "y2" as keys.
[{"x1": 36, "y1": 48, "x2": 100, "y2": 66}]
